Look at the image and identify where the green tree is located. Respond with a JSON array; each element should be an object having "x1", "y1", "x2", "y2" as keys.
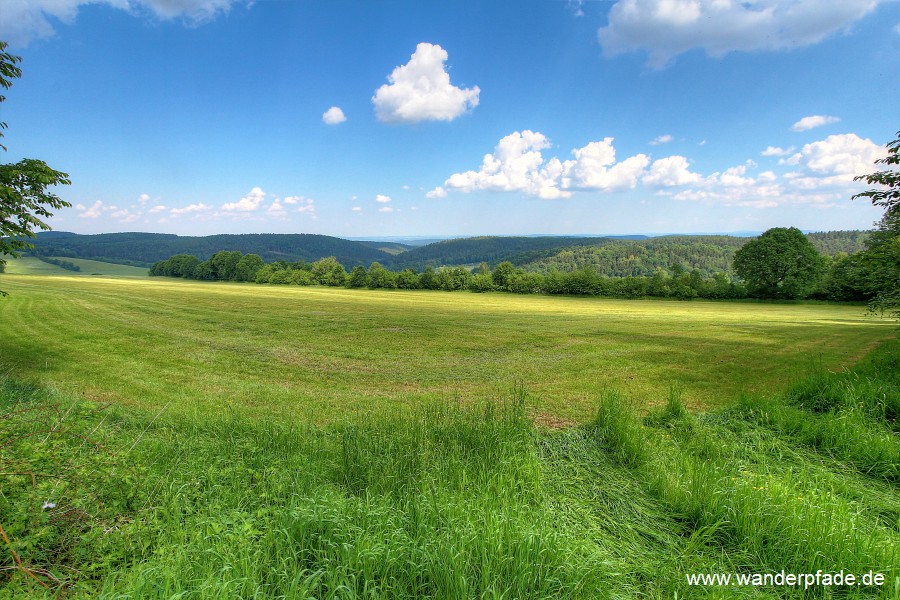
[
  {"x1": 1, "y1": 42, "x2": 71, "y2": 295},
  {"x1": 468, "y1": 273, "x2": 496, "y2": 292},
  {"x1": 491, "y1": 261, "x2": 515, "y2": 290},
  {"x1": 732, "y1": 227, "x2": 824, "y2": 299},
  {"x1": 396, "y1": 268, "x2": 420, "y2": 289},
  {"x1": 311, "y1": 256, "x2": 347, "y2": 286},
  {"x1": 234, "y1": 253, "x2": 264, "y2": 282},
  {"x1": 348, "y1": 265, "x2": 369, "y2": 288},
  {"x1": 853, "y1": 130, "x2": 900, "y2": 317},
  {"x1": 209, "y1": 250, "x2": 243, "y2": 281}
]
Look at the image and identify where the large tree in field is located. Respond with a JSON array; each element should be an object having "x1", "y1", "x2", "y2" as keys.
[
  {"x1": 733, "y1": 227, "x2": 824, "y2": 299},
  {"x1": 0, "y1": 41, "x2": 71, "y2": 295},
  {"x1": 853, "y1": 130, "x2": 900, "y2": 316}
]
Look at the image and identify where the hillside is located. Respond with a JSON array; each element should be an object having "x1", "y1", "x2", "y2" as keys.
[
  {"x1": 509, "y1": 232, "x2": 868, "y2": 278},
  {"x1": 23, "y1": 230, "x2": 869, "y2": 275},
  {"x1": 26, "y1": 231, "x2": 396, "y2": 267},
  {"x1": 384, "y1": 236, "x2": 628, "y2": 270}
]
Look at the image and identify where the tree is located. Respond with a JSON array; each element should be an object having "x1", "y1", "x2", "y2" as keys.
[
  {"x1": 732, "y1": 227, "x2": 824, "y2": 299},
  {"x1": 491, "y1": 261, "x2": 515, "y2": 290},
  {"x1": 311, "y1": 256, "x2": 347, "y2": 286},
  {"x1": 851, "y1": 131, "x2": 900, "y2": 317},
  {"x1": 234, "y1": 253, "x2": 264, "y2": 282},
  {"x1": 348, "y1": 265, "x2": 369, "y2": 288},
  {"x1": 1, "y1": 42, "x2": 71, "y2": 295}
]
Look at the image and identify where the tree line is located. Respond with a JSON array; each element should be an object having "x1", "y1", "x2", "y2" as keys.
[{"x1": 147, "y1": 231, "x2": 870, "y2": 302}]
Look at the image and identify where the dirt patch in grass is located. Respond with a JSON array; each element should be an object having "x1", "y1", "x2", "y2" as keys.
[{"x1": 531, "y1": 411, "x2": 578, "y2": 430}]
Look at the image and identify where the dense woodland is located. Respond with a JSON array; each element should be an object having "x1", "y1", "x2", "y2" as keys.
[
  {"x1": 25, "y1": 231, "x2": 398, "y2": 267},
  {"x1": 28, "y1": 229, "x2": 866, "y2": 274},
  {"x1": 147, "y1": 227, "x2": 873, "y2": 302}
]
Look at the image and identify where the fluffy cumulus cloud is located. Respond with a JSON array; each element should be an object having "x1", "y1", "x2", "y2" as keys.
[
  {"x1": 76, "y1": 200, "x2": 113, "y2": 219},
  {"x1": 435, "y1": 131, "x2": 651, "y2": 200},
  {"x1": 375, "y1": 194, "x2": 392, "y2": 203},
  {"x1": 221, "y1": 187, "x2": 266, "y2": 212},
  {"x1": 781, "y1": 133, "x2": 885, "y2": 184},
  {"x1": 372, "y1": 43, "x2": 480, "y2": 124},
  {"x1": 322, "y1": 106, "x2": 346, "y2": 125},
  {"x1": 791, "y1": 115, "x2": 841, "y2": 132},
  {"x1": 598, "y1": 0, "x2": 885, "y2": 68},
  {"x1": 0, "y1": 0, "x2": 247, "y2": 46},
  {"x1": 670, "y1": 133, "x2": 885, "y2": 207},
  {"x1": 642, "y1": 155, "x2": 701, "y2": 187},
  {"x1": 649, "y1": 134, "x2": 673, "y2": 145}
]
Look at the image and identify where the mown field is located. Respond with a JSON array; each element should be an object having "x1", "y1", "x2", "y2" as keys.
[
  {"x1": 1, "y1": 271, "x2": 898, "y2": 598},
  {"x1": 0, "y1": 273, "x2": 893, "y2": 423},
  {"x1": 3, "y1": 256, "x2": 149, "y2": 277}
]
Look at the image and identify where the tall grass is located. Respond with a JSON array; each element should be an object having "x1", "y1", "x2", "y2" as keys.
[{"x1": 2, "y1": 343, "x2": 898, "y2": 597}]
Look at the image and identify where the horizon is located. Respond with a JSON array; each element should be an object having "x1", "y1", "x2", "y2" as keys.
[
  {"x1": 36, "y1": 227, "x2": 859, "y2": 244},
  {"x1": 1, "y1": 1, "x2": 896, "y2": 238}
]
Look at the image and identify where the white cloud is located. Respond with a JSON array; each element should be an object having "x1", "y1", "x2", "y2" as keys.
[
  {"x1": 378, "y1": 206, "x2": 395, "y2": 213},
  {"x1": 791, "y1": 114, "x2": 841, "y2": 132},
  {"x1": 76, "y1": 200, "x2": 111, "y2": 219},
  {"x1": 642, "y1": 155, "x2": 701, "y2": 187},
  {"x1": 0, "y1": 0, "x2": 246, "y2": 46},
  {"x1": 439, "y1": 131, "x2": 651, "y2": 200},
  {"x1": 375, "y1": 194, "x2": 392, "y2": 203},
  {"x1": 169, "y1": 203, "x2": 212, "y2": 217},
  {"x1": 598, "y1": 0, "x2": 885, "y2": 68},
  {"x1": 667, "y1": 133, "x2": 884, "y2": 208},
  {"x1": 296, "y1": 200, "x2": 315, "y2": 214},
  {"x1": 426, "y1": 187, "x2": 447, "y2": 199},
  {"x1": 761, "y1": 145, "x2": 795, "y2": 157},
  {"x1": 138, "y1": 193, "x2": 151, "y2": 204},
  {"x1": 148, "y1": 204, "x2": 167, "y2": 213},
  {"x1": 786, "y1": 133, "x2": 885, "y2": 178},
  {"x1": 567, "y1": 0, "x2": 585, "y2": 17},
  {"x1": 565, "y1": 139, "x2": 650, "y2": 191},
  {"x1": 267, "y1": 199, "x2": 287, "y2": 218},
  {"x1": 372, "y1": 42, "x2": 480, "y2": 124},
  {"x1": 649, "y1": 134, "x2": 673, "y2": 145},
  {"x1": 351, "y1": 206, "x2": 362, "y2": 212},
  {"x1": 222, "y1": 187, "x2": 266, "y2": 212},
  {"x1": 322, "y1": 106, "x2": 346, "y2": 125},
  {"x1": 110, "y1": 208, "x2": 140, "y2": 223},
  {"x1": 443, "y1": 130, "x2": 569, "y2": 199}
]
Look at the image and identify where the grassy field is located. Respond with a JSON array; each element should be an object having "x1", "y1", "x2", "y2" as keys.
[
  {"x1": 2, "y1": 256, "x2": 149, "y2": 277},
  {"x1": 0, "y1": 273, "x2": 894, "y2": 423},
  {"x1": 1, "y1": 273, "x2": 898, "y2": 597}
]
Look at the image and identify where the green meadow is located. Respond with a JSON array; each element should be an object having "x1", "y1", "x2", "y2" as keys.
[
  {"x1": 0, "y1": 273, "x2": 892, "y2": 422},
  {"x1": 3, "y1": 256, "x2": 149, "y2": 277},
  {"x1": 1, "y1": 271, "x2": 898, "y2": 597}
]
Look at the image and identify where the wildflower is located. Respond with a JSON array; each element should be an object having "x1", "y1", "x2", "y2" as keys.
[{"x1": 42, "y1": 501, "x2": 56, "y2": 510}]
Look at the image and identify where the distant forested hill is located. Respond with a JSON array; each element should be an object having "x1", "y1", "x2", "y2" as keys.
[
  {"x1": 515, "y1": 232, "x2": 869, "y2": 278},
  {"x1": 515, "y1": 236, "x2": 746, "y2": 277},
  {"x1": 27, "y1": 232, "x2": 395, "y2": 267},
  {"x1": 24, "y1": 230, "x2": 868, "y2": 273},
  {"x1": 807, "y1": 230, "x2": 869, "y2": 255},
  {"x1": 383, "y1": 236, "x2": 635, "y2": 270}
]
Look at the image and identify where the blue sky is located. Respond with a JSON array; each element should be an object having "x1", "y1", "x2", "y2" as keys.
[{"x1": 1, "y1": 0, "x2": 898, "y2": 238}]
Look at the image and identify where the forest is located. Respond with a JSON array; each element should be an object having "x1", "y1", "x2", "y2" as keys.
[{"x1": 146, "y1": 227, "x2": 875, "y2": 302}]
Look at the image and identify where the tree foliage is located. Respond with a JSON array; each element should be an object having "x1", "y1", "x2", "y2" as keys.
[
  {"x1": 0, "y1": 41, "x2": 71, "y2": 295},
  {"x1": 732, "y1": 227, "x2": 824, "y2": 299},
  {"x1": 852, "y1": 130, "x2": 900, "y2": 317}
]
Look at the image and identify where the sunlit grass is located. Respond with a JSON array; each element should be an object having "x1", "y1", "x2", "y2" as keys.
[
  {"x1": 0, "y1": 274, "x2": 893, "y2": 423},
  {"x1": 1, "y1": 274, "x2": 897, "y2": 597},
  {"x1": 3, "y1": 256, "x2": 148, "y2": 277}
]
